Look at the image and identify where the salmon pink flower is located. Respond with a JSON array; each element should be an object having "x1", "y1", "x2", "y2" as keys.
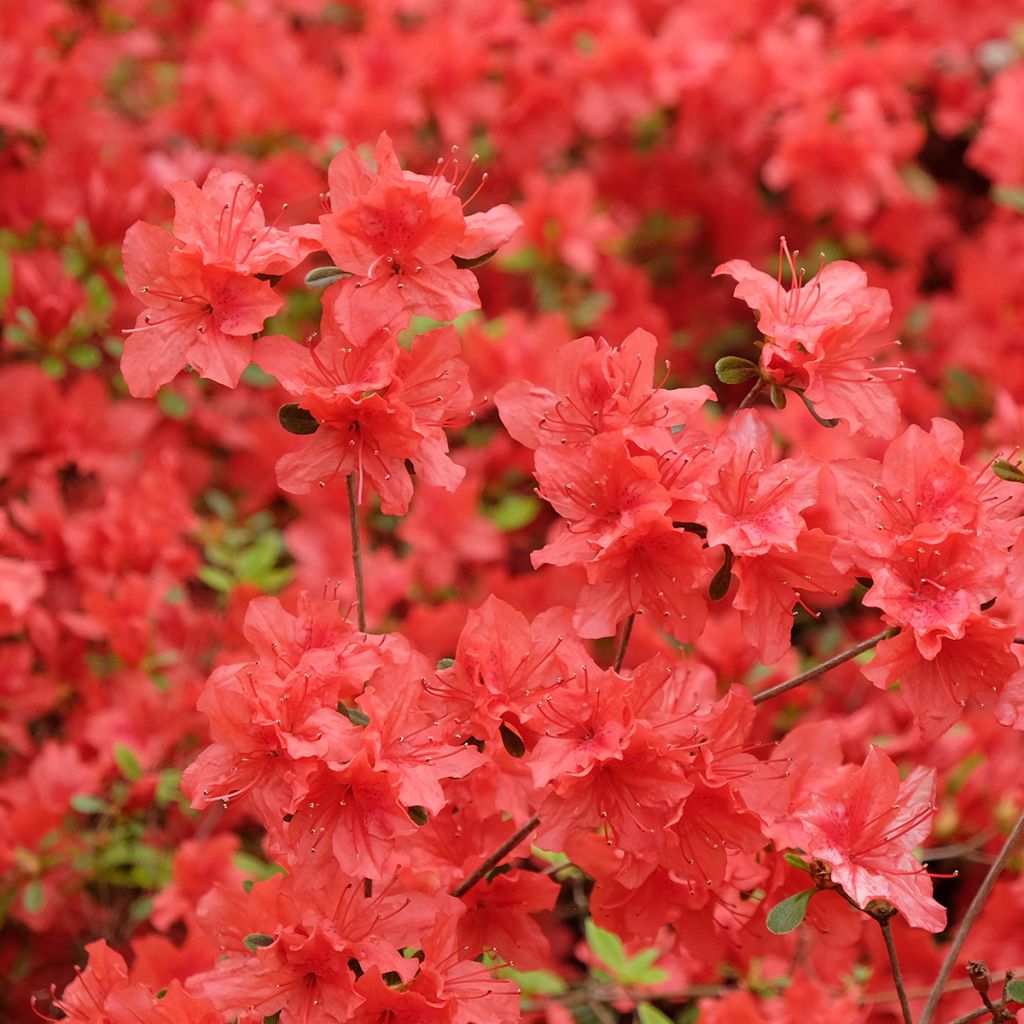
[
  {"x1": 322, "y1": 133, "x2": 521, "y2": 324},
  {"x1": 793, "y1": 746, "x2": 945, "y2": 932},
  {"x1": 122, "y1": 221, "x2": 283, "y2": 396},
  {"x1": 714, "y1": 241, "x2": 903, "y2": 437},
  {"x1": 256, "y1": 300, "x2": 472, "y2": 514},
  {"x1": 496, "y1": 328, "x2": 714, "y2": 449},
  {"x1": 167, "y1": 168, "x2": 322, "y2": 275}
]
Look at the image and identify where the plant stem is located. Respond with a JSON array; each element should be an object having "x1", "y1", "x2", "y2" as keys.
[
  {"x1": 451, "y1": 814, "x2": 540, "y2": 898},
  {"x1": 941, "y1": 1009, "x2": 994, "y2": 1024},
  {"x1": 614, "y1": 613, "x2": 635, "y2": 672},
  {"x1": 752, "y1": 627, "x2": 899, "y2": 705},
  {"x1": 737, "y1": 378, "x2": 765, "y2": 410},
  {"x1": 879, "y1": 915, "x2": 916, "y2": 1024},
  {"x1": 346, "y1": 472, "x2": 367, "y2": 632},
  {"x1": 920, "y1": 809, "x2": 1024, "y2": 1024}
]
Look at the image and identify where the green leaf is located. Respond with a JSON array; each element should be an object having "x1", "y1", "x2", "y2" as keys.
[
  {"x1": 498, "y1": 966, "x2": 568, "y2": 996},
  {"x1": 157, "y1": 388, "x2": 189, "y2": 419},
  {"x1": 994, "y1": 459, "x2": 1024, "y2": 484},
  {"x1": 437, "y1": 657, "x2": 455, "y2": 670},
  {"x1": 67, "y1": 344, "x2": 101, "y2": 370},
  {"x1": 714, "y1": 356, "x2": 760, "y2": 385},
  {"x1": 994, "y1": 185, "x2": 1024, "y2": 213},
  {"x1": 784, "y1": 852, "x2": 811, "y2": 872},
  {"x1": 233, "y1": 852, "x2": 286, "y2": 881},
  {"x1": 796, "y1": 391, "x2": 839, "y2": 428},
  {"x1": 485, "y1": 494, "x2": 540, "y2": 531},
  {"x1": 1005, "y1": 978, "x2": 1024, "y2": 1003},
  {"x1": 499, "y1": 722, "x2": 526, "y2": 758},
  {"x1": 22, "y1": 880, "x2": 44, "y2": 914},
  {"x1": 584, "y1": 919, "x2": 628, "y2": 975},
  {"x1": 113, "y1": 744, "x2": 143, "y2": 781},
  {"x1": 305, "y1": 265, "x2": 351, "y2": 288},
  {"x1": 638, "y1": 1004, "x2": 676, "y2": 1024},
  {"x1": 155, "y1": 770, "x2": 183, "y2": 807},
  {"x1": 709, "y1": 545, "x2": 734, "y2": 601},
  {"x1": 236, "y1": 532, "x2": 284, "y2": 580},
  {"x1": 407, "y1": 805, "x2": 429, "y2": 826},
  {"x1": 279, "y1": 404, "x2": 320, "y2": 435},
  {"x1": 766, "y1": 889, "x2": 815, "y2": 935},
  {"x1": 197, "y1": 565, "x2": 235, "y2": 592},
  {"x1": 769, "y1": 383, "x2": 788, "y2": 409},
  {"x1": 70, "y1": 793, "x2": 107, "y2": 815},
  {"x1": 453, "y1": 249, "x2": 497, "y2": 270},
  {"x1": 338, "y1": 703, "x2": 370, "y2": 727},
  {"x1": 619, "y1": 946, "x2": 668, "y2": 986},
  {"x1": 243, "y1": 932, "x2": 276, "y2": 951}
]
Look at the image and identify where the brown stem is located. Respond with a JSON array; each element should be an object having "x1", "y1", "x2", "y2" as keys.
[
  {"x1": 451, "y1": 814, "x2": 540, "y2": 898},
  {"x1": 941, "y1": 1009, "x2": 996, "y2": 1024},
  {"x1": 346, "y1": 472, "x2": 367, "y2": 632},
  {"x1": 879, "y1": 915, "x2": 916, "y2": 1024},
  {"x1": 614, "y1": 613, "x2": 635, "y2": 673},
  {"x1": 920, "y1": 810, "x2": 1024, "y2": 1024},
  {"x1": 752, "y1": 627, "x2": 899, "y2": 705},
  {"x1": 737, "y1": 378, "x2": 765, "y2": 411}
]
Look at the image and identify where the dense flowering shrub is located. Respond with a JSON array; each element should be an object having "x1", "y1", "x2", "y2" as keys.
[{"x1": 3, "y1": 3, "x2": 1024, "y2": 1024}]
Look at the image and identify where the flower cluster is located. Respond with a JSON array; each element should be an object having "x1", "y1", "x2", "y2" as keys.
[{"x1": 4, "y1": 3, "x2": 1024, "y2": 1024}]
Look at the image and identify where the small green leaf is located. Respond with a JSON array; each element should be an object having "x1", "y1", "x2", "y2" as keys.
[
  {"x1": 407, "y1": 806, "x2": 429, "y2": 826},
  {"x1": 499, "y1": 722, "x2": 526, "y2": 758},
  {"x1": 305, "y1": 265, "x2": 351, "y2": 288},
  {"x1": 338, "y1": 703, "x2": 370, "y2": 727},
  {"x1": 453, "y1": 249, "x2": 497, "y2": 270},
  {"x1": 1005, "y1": 978, "x2": 1024, "y2": 1003},
  {"x1": 498, "y1": 966, "x2": 568, "y2": 996},
  {"x1": 67, "y1": 344, "x2": 101, "y2": 370},
  {"x1": 784, "y1": 852, "x2": 811, "y2": 872},
  {"x1": 70, "y1": 793, "x2": 107, "y2": 815},
  {"x1": 994, "y1": 460, "x2": 1024, "y2": 484},
  {"x1": 157, "y1": 388, "x2": 189, "y2": 419},
  {"x1": 244, "y1": 933, "x2": 276, "y2": 951},
  {"x1": 197, "y1": 565, "x2": 235, "y2": 592},
  {"x1": 22, "y1": 880, "x2": 45, "y2": 914},
  {"x1": 638, "y1": 1004, "x2": 676, "y2": 1024},
  {"x1": 237, "y1": 532, "x2": 284, "y2": 580},
  {"x1": 619, "y1": 946, "x2": 668, "y2": 985},
  {"x1": 766, "y1": 889, "x2": 815, "y2": 935},
  {"x1": 714, "y1": 356, "x2": 760, "y2": 385},
  {"x1": 155, "y1": 770, "x2": 183, "y2": 807},
  {"x1": 279, "y1": 404, "x2": 320, "y2": 435},
  {"x1": 485, "y1": 494, "x2": 539, "y2": 531},
  {"x1": 233, "y1": 852, "x2": 286, "y2": 881},
  {"x1": 113, "y1": 744, "x2": 143, "y2": 781},
  {"x1": 709, "y1": 545, "x2": 734, "y2": 601},
  {"x1": 584, "y1": 919, "x2": 629, "y2": 975},
  {"x1": 769, "y1": 383, "x2": 788, "y2": 409},
  {"x1": 796, "y1": 391, "x2": 839, "y2": 428},
  {"x1": 437, "y1": 657, "x2": 455, "y2": 670},
  {"x1": 993, "y1": 185, "x2": 1024, "y2": 214}
]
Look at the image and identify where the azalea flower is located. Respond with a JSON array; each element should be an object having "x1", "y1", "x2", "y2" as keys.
[
  {"x1": 793, "y1": 746, "x2": 946, "y2": 932},
  {"x1": 714, "y1": 240, "x2": 904, "y2": 437}
]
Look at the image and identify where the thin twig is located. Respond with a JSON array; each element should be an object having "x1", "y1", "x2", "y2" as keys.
[
  {"x1": 752, "y1": 627, "x2": 899, "y2": 705},
  {"x1": 920, "y1": 810, "x2": 1024, "y2": 1024},
  {"x1": 451, "y1": 814, "x2": 540, "y2": 898},
  {"x1": 614, "y1": 613, "x2": 635, "y2": 672},
  {"x1": 941, "y1": 1008, "x2": 994, "y2": 1024},
  {"x1": 879, "y1": 915, "x2": 916, "y2": 1024},
  {"x1": 346, "y1": 472, "x2": 367, "y2": 632},
  {"x1": 737, "y1": 378, "x2": 765, "y2": 411}
]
